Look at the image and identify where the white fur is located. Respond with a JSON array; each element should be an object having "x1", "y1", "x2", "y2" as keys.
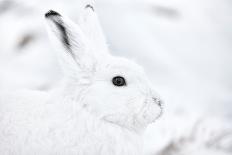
[{"x1": 0, "y1": 5, "x2": 163, "y2": 155}]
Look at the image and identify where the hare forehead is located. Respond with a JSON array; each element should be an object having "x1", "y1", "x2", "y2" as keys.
[{"x1": 94, "y1": 57, "x2": 149, "y2": 83}]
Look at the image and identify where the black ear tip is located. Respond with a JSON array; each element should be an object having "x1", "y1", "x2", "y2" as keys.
[
  {"x1": 85, "y1": 4, "x2": 94, "y2": 12},
  {"x1": 45, "y1": 10, "x2": 61, "y2": 18}
]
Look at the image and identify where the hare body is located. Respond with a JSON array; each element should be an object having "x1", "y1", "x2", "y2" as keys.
[
  {"x1": 0, "y1": 5, "x2": 163, "y2": 155},
  {"x1": 0, "y1": 90, "x2": 142, "y2": 155}
]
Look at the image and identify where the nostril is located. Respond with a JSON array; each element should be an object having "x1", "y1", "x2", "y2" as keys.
[{"x1": 152, "y1": 97, "x2": 162, "y2": 107}]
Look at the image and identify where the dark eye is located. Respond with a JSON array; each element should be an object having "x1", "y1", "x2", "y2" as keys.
[{"x1": 112, "y1": 76, "x2": 126, "y2": 87}]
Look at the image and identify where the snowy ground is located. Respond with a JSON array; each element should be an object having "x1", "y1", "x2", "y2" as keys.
[{"x1": 0, "y1": 0, "x2": 232, "y2": 154}]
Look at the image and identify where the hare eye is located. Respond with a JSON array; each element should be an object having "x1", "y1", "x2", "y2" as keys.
[{"x1": 112, "y1": 76, "x2": 126, "y2": 87}]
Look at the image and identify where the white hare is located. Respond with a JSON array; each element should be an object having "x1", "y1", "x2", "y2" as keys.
[{"x1": 0, "y1": 4, "x2": 163, "y2": 155}]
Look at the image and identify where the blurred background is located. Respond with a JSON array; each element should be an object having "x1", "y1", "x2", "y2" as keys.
[{"x1": 0, "y1": 0, "x2": 231, "y2": 154}]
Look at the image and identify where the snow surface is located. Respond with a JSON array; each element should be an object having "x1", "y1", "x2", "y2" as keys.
[{"x1": 0, "y1": 0, "x2": 232, "y2": 154}]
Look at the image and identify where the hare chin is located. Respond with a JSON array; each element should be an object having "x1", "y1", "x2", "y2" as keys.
[{"x1": 136, "y1": 102, "x2": 163, "y2": 126}]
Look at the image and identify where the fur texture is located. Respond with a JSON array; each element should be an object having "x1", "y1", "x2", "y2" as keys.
[{"x1": 0, "y1": 4, "x2": 163, "y2": 155}]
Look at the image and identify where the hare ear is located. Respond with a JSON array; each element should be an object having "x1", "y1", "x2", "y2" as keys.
[
  {"x1": 45, "y1": 10, "x2": 94, "y2": 77},
  {"x1": 78, "y1": 4, "x2": 109, "y2": 56}
]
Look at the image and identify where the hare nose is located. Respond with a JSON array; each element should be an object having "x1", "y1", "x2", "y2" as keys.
[{"x1": 152, "y1": 97, "x2": 162, "y2": 107}]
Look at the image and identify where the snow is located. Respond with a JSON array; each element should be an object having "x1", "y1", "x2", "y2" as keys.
[{"x1": 0, "y1": 0, "x2": 232, "y2": 154}]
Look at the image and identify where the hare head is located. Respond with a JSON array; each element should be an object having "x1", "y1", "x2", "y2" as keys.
[{"x1": 45, "y1": 5, "x2": 163, "y2": 131}]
